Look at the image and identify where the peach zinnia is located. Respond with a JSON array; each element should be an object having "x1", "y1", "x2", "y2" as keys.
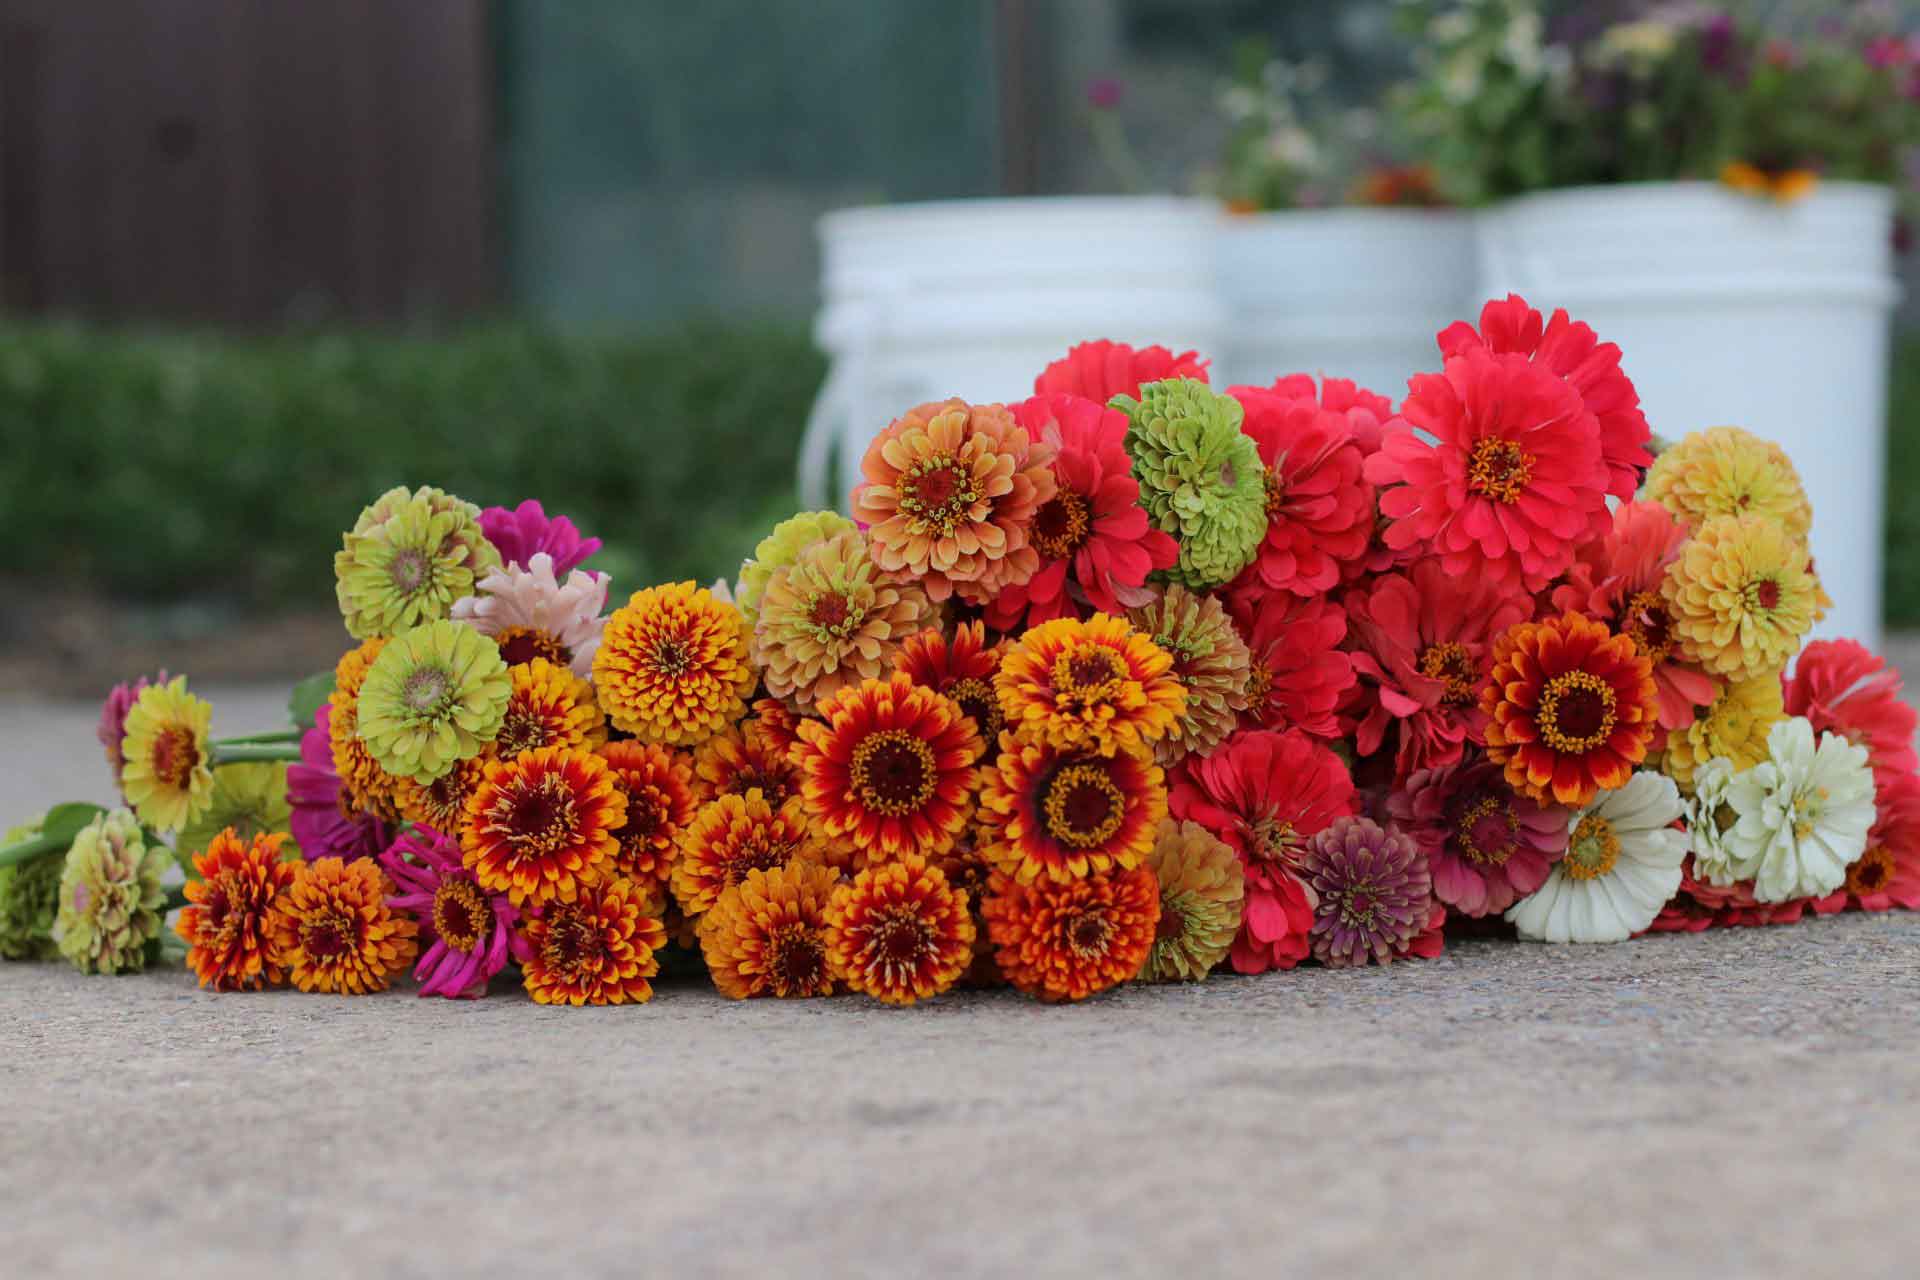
[
  {"x1": 522, "y1": 874, "x2": 668, "y2": 1005},
  {"x1": 792, "y1": 673, "x2": 982, "y2": 863},
  {"x1": 268, "y1": 856, "x2": 419, "y2": 995},
  {"x1": 981, "y1": 865, "x2": 1159, "y2": 1002},
  {"x1": 851, "y1": 398, "x2": 1057, "y2": 604},
  {"x1": 1481, "y1": 613, "x2": 1659, "y2": 807},
  {"x1": 461, "y1": 746, "x2": 627, "y2": 906},
  {"x1": 825, "y1": 856, "x2": 976, "y2": 1006},
  {"x1": 977, "y1": 732, "x2": 1166, "y2": 884},
  {"x1": 592, "y1": 581, "x2": 754, "y2": 745},
  {"x1": 600, "y1": 740, "x2": 696, "y2": 887},
  {"x1": 671, "y1": 790, "x2": 822, "y2": 918},
  {"x1": 176, "y1": 830, "x2": 298, "y2": 991},
  {"x1": 701, "y1": 862, "x2": 840, "y2": 999},
  {"x1": 995, "y1": 613, "x2": 1184, "y2": 757}
]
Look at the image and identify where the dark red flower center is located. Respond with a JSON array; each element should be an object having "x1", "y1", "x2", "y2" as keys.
[
  {"x1": 544, "y1": 906, "x2": 603, "y2": 975},
  {"x1": 499, "y1": 774, "x2": 581, "y2": 856},
  {"x1": 871, "y1": 908, "x2": 935, "y2": 968},
  {"x1": 1455, "y1": 794, "x2": 1518, "y2": 867},
  {"x1": 1620, "y1": 591, "x2": 1673, "y2": 663},
  {"x1": 1417, "y1": 641, "x2": 1479, "y2": 705},
  {"x1": 850, "y1": 729, "x2": 938, "y2": 817},
  {"x1": 767, "y1": 924, "x2": 830, "y2": 995},
  {"x1": 149, "y1": 726, "x2": 201, "y2": 790},
  {"x1": 900, "y1": 458, "x2": 980, "y2": 535},
  {"x1": 1066, "y1": 910, "x2": 1114, "y2": 957},
  {"x1": 808, "y1": 592, "x2": 854, "y2": 632},
  {"x1": 432, "y1": 877, "x2": 491, "y2": 953},
  {"x1": 1536, "y1": 671, "x2": 1618, "y2": 754},
  {"x1": 1042, "y1": 763, "x2": 1126, "y2": 850},
  {"x1": 1466, "y1": 439, "x2": 1534, "y2": 504},
  {"x1": 1031, "y1": 489, "x2": 1093, "y2": 559},
  {"x1": 1754, "y1": 577, "x2": 1782, "y2": 611},
  {"x1": 497, "y1": 626, "x2": 571, "y2": 669},
  {"x1": 1060, "y1": 645, "x2": 1126, "y2": 697},
  {"x1": 1155, "y1": 899, "x2": 1186, "y2": 941},
  {"x1": 496, "y1": 706, "x2": 557, "y2": 760},
  {"x1": 945, "y1": 676, "x2": 1003, "y2": 742},
  {"x1": 301, "y1": 908, "x2": 360, "y2": 962},
  {"x1": 650, "y1": 636, "x2": 693, "y2": 677},
  {"x1": 1846, "y1": 844, "x2": 1895, "y2": 895}
]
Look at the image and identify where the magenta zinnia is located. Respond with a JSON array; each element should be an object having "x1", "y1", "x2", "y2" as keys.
[
  {"x1": 380, "y1": 826, "x2": 529, "y2": 999},
  {"x1": 1299, "y1": 816, "x2": 1434, "y2": 968}
]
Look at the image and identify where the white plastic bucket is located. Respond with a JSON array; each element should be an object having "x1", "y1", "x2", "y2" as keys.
[
  {"x1": 1215, "y1": 208, "x2": 1477, "y2": 400},
  {"x1": 802, "y1": 196, "x2": 1224, "y2": 510},
  {"x1": 1478, "y1": 181, "x2": 1900, "y2": 648}
]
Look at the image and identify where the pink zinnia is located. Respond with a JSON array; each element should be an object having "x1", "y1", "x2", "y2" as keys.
[
  {"x1": 1388, "y1": 757, "x2": 1570, "y2": 917},
  {"x1": 1299, "y1": 816, "x2": 1433, "y2": 968},
  {"x1": 1268, "y1": 373, "x2": 1397, "y2": 455},
  {"x1": 1810, "y1": 769, "x2": 1920, "y2": 915},
  {"x1": 1170, "y1": 728, "x2": 1356, "y2": 974},
  {"x1": 1437, "y1": 293, "x2": 1652, "y2": 505},
  {"x1": 1033, "y1": 339, "x2": 1209, "y2": 403},
  {"x1": 380, "y1": 826, "x2": 530, "y2": 999},
  {"x1": 1551, "y1": 501, "x2": 1719, "y2": 734},
  {"x1": 480, "y1": 499, "x2": 603, "y2": 576},
  {"x1": 288, "y1": 703, "x2": 392, "y2": 863},
  {"x1": 97, "y1": 670, "x2": 167, "y2": 795},
  {"x1": 1228, "y1": 591, "x2": 1354, "y2": 739},
  {"x1": 1782, "y1": 638, "x2": 1920, "y2": 792},
  {"x1": 1224, "y1": 379, "x2": 1375, "y2": 598},
  {"x1": 984, "y1": 393, "x2": 1178, "y2": 628},
  {"x1": 1365, "y1": 348, "x2": 1610, "y2": 594},
  {"x1": 1345, "y1": 559, "x2": 1532, "y2": 779}
]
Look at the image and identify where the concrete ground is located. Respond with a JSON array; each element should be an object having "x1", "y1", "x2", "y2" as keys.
[{"x1": 5, "y1": 670, "x2": 1920, "y2": 1279}]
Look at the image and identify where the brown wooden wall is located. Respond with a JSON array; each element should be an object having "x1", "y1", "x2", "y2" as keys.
[{"x1": 0, "y1": 0, "x2": 493, "y2": 327}]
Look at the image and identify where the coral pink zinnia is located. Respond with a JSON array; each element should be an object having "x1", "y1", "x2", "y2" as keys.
[
  {"x1": 1550, "y1": 500, "x2": 1720, "y2": 735},
  {"x1": 1344, "y1": 559, "x2": 1532, "y2": 780},
  {"x1": 1169, "y1": 728, "x2": 1355, "y2": 974},
  {"x1": 1438, "y1": 293, "x2": 1652, "y2": 505},
  {"x1": 1227, "y1": 591, "x2": 1354, "y2": 740},
  {"x1": 1387, "y1": 758, "x2": 1570, "y2": 918},
  {"x1": 1363, "y1": 348, "x2": 1611, "y2": 594},
  {"x1": 1781, "y1": 638, "x2": 1920, "y2": 792},
  {"x1": 983, "y1": 393, "x2": 1178, "y2": 629},
  {"x1": 1265, "y1": 373, "x2": 1397, "y2": 456},
  {"x1": 852, "y1": 398, "x2": 1057, "y2": 605},
  {"x1": 1810, "y1": 769, "x2": 1920, "y2": 914},
  {"x1": 1223, "y1": 380, "x2": 1375, "y2": 598},
  {"x1": 1033, "y1": 339, "x2": 1209, "y2": 403}
]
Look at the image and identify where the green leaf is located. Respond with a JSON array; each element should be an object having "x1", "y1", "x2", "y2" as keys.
[
  {"x1": 41, "y1": 802, "x2": 107, "y2": 847},
  {"x1": 288, "y1": 670, "x2": 335, "y2": 731}
]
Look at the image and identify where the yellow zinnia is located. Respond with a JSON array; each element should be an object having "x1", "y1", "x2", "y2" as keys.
[
  {"x1": 1663, "y1": 513, "x2": 1823, "y2": 682},
  {"x1": 1659, "y1": 675, "x2": 1783, "y2": 793},
  {"x1": 1642, "y1": 425, "x2": 1812, "y2": 542},
  {"x1": 117, "y1": 676, "x2": 215, "y2": 833}
]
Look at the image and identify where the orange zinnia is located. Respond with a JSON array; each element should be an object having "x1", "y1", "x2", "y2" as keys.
[
  {"x1": 492, "y1": 658, "x2": 608, "y2": 760},
  {"x1": 327, "y1": 637, "x2": 403, "y2": 821},
  {"x1": 461, "y1": 746, "x2": 627, "y2": 906},
  {"x1": 690, "y1": 716, "x2": 800, "y2": 807},
  {"x1": 825, "y1": 856, "x2": 976, "y2": 1006},
  {"x1": 176, "y1": 829, "x2": 298, "y2": 991},
  {"x1": 791, "y1": 673, "x2": 982, "y2": 864},
  {"x1": 522, "y1": 874, "x2": 668, "y2": 1005},
  {"x1": 981, "y1": 865, "x2": 1160, "y2": 1002},
  {"x1": 268, "y1": 856, "x2": 418, "y2": 995},
  {"x1": 671, "y1": 789, "x2": 822, "y2": 918},
  {"x1": 393, "y1": 754, "x2": 489, "y2": 835},
  {"x1": 701, "y1": 861, "x2": 840, "y2": 999},
  {"x1": 1480, "y1": 612, "x2": 1659, "y2": 807},
  {"x1": 600, "y1": 740, "x2": 696, "y2": 887},
  {"x1": 994, "y1": 613, "x2": 1185, "y2": 757},
  {"x1": 977, "y1": 730, "x2": 1166, "y2": 884},
  {"x1": 592, "y1": 581, "x2": 754, "y2": 745},
  {"x1": 893, "y1": 620, "x2": 1005, "y2": 752}
]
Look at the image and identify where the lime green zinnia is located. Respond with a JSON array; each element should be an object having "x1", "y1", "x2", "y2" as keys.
[
  {"x1": 335, "y1": 485, "x2": 501, "y2": 640},
  {"x1": 356, "y1": 620, "x2": 512, "y2": 782},
  {"x1": 55, "y1": 809, "x2": 170, "y2": 974},
  {"x1": 734, "y1": 509, "x2": 861, "y2": 625},
  {"x1": 1111, "y1": 378, "x2": 1267, "y2": 589},
  {"x1": 0, "y1": 814, "x2": 63, "y2": 961},
  {"x1": 1128, "y1": 584, "x2": 1252, "y2": 764},
  {"x1": 176, "y1": 762, "x2": 295, "y2": 868}
]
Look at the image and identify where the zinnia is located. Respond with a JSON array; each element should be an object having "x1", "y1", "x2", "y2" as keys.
[
  {"x1": 983, "y1": 392, "x2": 1178, "y2": 628},
  {"x1": 356, "y1": 621, "x2": 512, "y2": 783},
  {"x1": 335, "y1": 485, "x2": 500, "y2": 640},
  {"x1": 1138, "y1": 819, "x2": 1245, "y2": 982},
  {"x1": 671, "y1": 790, "x2": 822, "y2": 918},
  {"x1": 852, "y1": 397, "x2": 1057, "y2": 605},
  {"x1": 732, "y1": 509, "x2": 860, "y2": 625},
  {"x1": 1659, "y1": 675, "x2": 1782, "y2": 793},
  {"x1": 1663, "y1": 513, "x2": 1824, "y2": 682},
  {"x1": 522, "y1": 874, "x2": 668, "y2": 1005},
  {"x1": 1387, "y1": 757, "x2": 1571, "y2": 918},
  {"x1": 593, "y1": 581, "x2": 755, "y2": 745},
  {"x1": 117, "y1": 675, "x2": 215, "y2": 834},
  {"x1": 1781, "y1": 638, "x2": 1919, "y2": 791},
  {"x1": 288, "y1": 703, "x2": 393, "y2": 863},
  {"x1": 750, "y1": 529, "x2": 931, "y2": 710},
  {"x1": 96, "y1": 670, "x2": 165, "y2": 797},
  {"x1": 977, "y1": 732, "x2": 1166, "y2": 884},
  {"x1": 1642, "y1": 425, "x2": 1812, "y2": 541},
  {"x1": 1229, "y1": 592, "x2": 1354, "y2": 740},
  {"x1": 824, "y1": 856, "x2": 976, "y2": 1006},
  {"x1": 1481, "y1": 613, "x2": 1659, "y2": 808},
  {"x1": 176, "y1": 830, "x2": 298, "y2": 991},
  {"x1": 269, "y1": 856, "x2": 419, "y2": 994},
  {"x1": 1364, "y1": 348, "x2": 1610, "y2": 594},
  {"x1": 1112, "y1": 378, "x2": 1268, "y2": 590},
  {"x1": 381, "y1": 827, "x2": 528, "y2": 999},
  {"x1": 451, "y1": 551, "x2": 610, "y2": 677},
  {"x1": 1505, "y1": 771, "x2": 1690, "y2": 943},
  {"x1": 1126, "y1": 585, "x2": 1251, "y2": 763},
  {"x1": 600, "y1": 740, "x2": 697, "y2": 888},
  {"x1": 1033, "y1": 339, "x2": 1208, "y2": 402},
  {"x1": 981, "y1": 864, "x2": 1160, "y2": 1003},
  {"x1": 461, "y1": 746, "x2": 627, "y2": 907},
  {"x1": 892, "y1": 620, "x2": 1005, "y2": 751},
  {"x1": 701, "y1": 862, "x2": 840, "y2": 999},
  {"x1": 55, "y1": 809, "x2": 170, "y2": 975},
  {"x1": 1811, "y1": 770, "x2": 1920, "y2": 913},
  {"x1": 1706, "y1": 717, "x2": 1876, "y2": 903},
  {"x1": 1299, "y1": 817, "x2": 1434, "y2": 968},
  {"x1": 478, "y1": 499, "x2": 602, "y2": 576},
  {"x1": 993, "y1": 612, "x2": 1185, "y2": 757},
  {"x1": 1223, "y1": 378, "x2": 1375, "y2": 597}
]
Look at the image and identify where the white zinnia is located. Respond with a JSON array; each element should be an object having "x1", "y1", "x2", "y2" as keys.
[
  {"x1": 1506, "y1": 772, "x2": 1689, "y2": 944},
  {"x1": 450, "y1": 552, "x2": 609, "y2": 678},
  {"x1": 1684, "y1": 756, "x2": 1741, "y2": 870},
  {"x1": 1715, "y1": 718, "x2": 1875, "y2": 904}
]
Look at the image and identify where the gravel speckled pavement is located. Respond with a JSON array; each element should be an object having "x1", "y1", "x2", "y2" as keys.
[{"x1": 5, "y1": 681, "x2": 1920, "y2": 1279}]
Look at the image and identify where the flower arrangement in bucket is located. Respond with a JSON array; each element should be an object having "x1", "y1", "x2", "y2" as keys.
[{"x1": 3, "y1": 297, "x2": 1916, "y2": 1006}]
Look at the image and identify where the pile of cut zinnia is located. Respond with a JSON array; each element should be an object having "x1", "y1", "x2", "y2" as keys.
[{"x1": 5, "y1": 297, "x2": 1914, "y2": 1005}]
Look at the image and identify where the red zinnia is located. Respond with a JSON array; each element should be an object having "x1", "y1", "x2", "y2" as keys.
[
  {"x1": 893, "y1": 620, "x2": 1005, "y2": 751},
  {"x1": 1228, "y1": 592, "x2": 1354, "y2": 740},
  {"x1": 984, "y1": 394, "x2": 1178, "y2": 628},
  {"x1": 1223, "y1": 379, "x2": 1375, "y2": 598},
  {"x1": 461, "y1": 746, "x2": 627, "y2": 907},
  {"x1": 1345, "y1": 559, "x2": 1532, "y2": 780},
  {"x1": 1647, "y1": 858, "x2": 1812, "y2": 932},
  {"x1": 1268, "y1": 373, "x2": 1397, "y2": 455},
  {"x1": 1438, "y1": 293, "x2": 1652, "y2": 506},
  {"x1": 1364, "y1": 348, "x2": 1610, "y2": 594},
  {"x1": 1033, "y1": 339, "x2": 1208, "y2": 403},
  {"x1": 1551, "y1": 500, "x2": 1719, "y2": 735},
  {"x1": 1169, "y1": 728, "x2": 1355, "y2": 974},
  {"x1": 1810, "y1": 770, "x2": 1920, "y2": 914},
  {"x1": 1782, "y1": 638, "x2": 1920, "y2": 792}
]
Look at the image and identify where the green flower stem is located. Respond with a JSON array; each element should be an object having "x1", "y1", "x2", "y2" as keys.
[
  {"x1": 0, "y1": 831, "x2": 64, "y2": 870},
  {"x1": 213, "y1": 729, "x2": 303, "y2": 747},
  {"x1": 163, "y1": 886, "x2": 189, "y2": 914},
  {"x1": 210, "y1": 742, "x2": 304, "y2": 766}
]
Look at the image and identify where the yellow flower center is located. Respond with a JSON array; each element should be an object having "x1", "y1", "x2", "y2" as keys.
[
  {"x1": 1563, "y1": 814, "x2": 1621, "y2": 881},
  {"x1": 1250, "y1": 817, "x2": 1301, "y2": 866},
  {"x1": 1244, "y1": 662, "x2": 1274, "y2": 707},
  {"x1": 849, "y1": 729, "x2": 937, "y2": 817},
  {"x1": 1466, "y1": 438, "x2": 1534, "y2": 504},
  {"x1": 1042, "y1": 763, "x2": 1126, "y2": 850},
  {"x1": 1262, "y1": 465, "x2": 1288, "y2": 517},
  {"x1": 899, "y1": 457, "x2": 981, "y2": 535},
  {"x1": 1536, "y1": 671, "x2": 1618, "y2": 754},
  {"x1": 1031, "y1": 489, "x2": 1093, "y2": 559},
  {"x1": 1455, "y1": 794, "x2": 1519, "y2": 867},
  {"x1": 1418, "y1": 641, "x2": 1479, "y2": 705},
  {"x1": 432, "y1": 877, "x2": 491, "y2": 953}
]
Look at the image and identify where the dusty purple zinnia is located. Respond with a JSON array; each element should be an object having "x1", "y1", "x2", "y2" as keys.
[
  {"x1": 380, "y1": 826, "x2": 528, "y2": 999},
  {"x1": 288, "y1": 702, "x2": 392, "y2": 862},
  {"x1": 1300, "y1": 816, "x2": 1431, "y2": 969},
  {"x1": 97, "y1": 670, "x2": 167, "y2": 793},
  {"x1": 479, "y1": 499, "x2": 602, "y2": 577}
]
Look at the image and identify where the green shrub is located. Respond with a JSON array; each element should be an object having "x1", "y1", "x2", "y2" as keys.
[
  {"x1": 1884, "y1": 335, "x2": 1920, "y2": 628},
  {"x1": 0, "y1": 322, "x2": 824, "y2": 604}
]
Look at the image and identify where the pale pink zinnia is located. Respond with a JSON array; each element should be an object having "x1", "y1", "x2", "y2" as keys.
[
  {"x1": 451, "y1": 551, "x2": 610, "y2": 678},
  {"x1": 380, "y1": 825, "x2": 529, "y2": 999},
  {"x1": 1387, "y1": 757, "x2": 1570, "y2": 918}
]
